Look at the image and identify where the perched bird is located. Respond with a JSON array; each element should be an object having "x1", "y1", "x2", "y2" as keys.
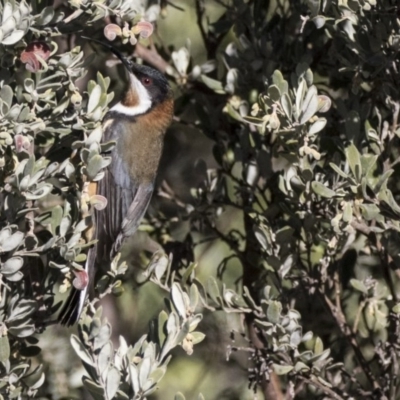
[{"x1": 58, "y1": 39, "x2": 174, "y2": 325}]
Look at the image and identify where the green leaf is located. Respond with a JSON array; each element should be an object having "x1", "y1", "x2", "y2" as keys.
[
  {"x1": 154, "y1": 253, "x2": 169, "y2": 281},
  {"x1": 1, "y1": 231, "x2": 24, "y2": 252},
  {"x1": 94, "y1": 323, "x2": 111, "y2": 350},
  {"x1": 267, "y1": 85, "x2": 280, "y2": 102},
  {"x1": 106, "y1": 367, "x2": 120, "y2": 400},
  {"x1": 281, "y1": 93, "x2": 292, "y2": 120},
  {"x1": 149, "y1": 366, "x2": 166, "y2": 385},
  {"x1": 171, "y1": 283, "x2": 187, "y2": 319},
  {"x1": 25, "y1": 183, "x2": 53, "y2": 200},
  {"x1": 0, "y1": 85, "x2": 13, "y2": 108},
  {"x1": 308, "y1": 118, "x2": 327, "y2": 135},
  {"x1": 311, "y1": 181, "x2": 336, "y2": 198},
  {"x1": 191, "y1": 331, "x2": 205, "y2": 344},
  {"x1": 86, "y1": 126, "x2": 103, "y2": 145},
  {"x1": 129, "y1": 364, "x2": 140, "y2": 394},
  {"x1": 2, "y1": 30, "x2": 25, "y2": 45},
  {"x1": 295, "y1": 78, "x2": 306, "y2": 117},
  {"x1": 200, "y1": 75, "x2": 225, "y2": 94},
  {"x1": 139, "y1": 356, "x2": 151, "y2": 388},
  {"x1": 0, "y1": 336, "x2": 10, "y2": 363},
  {"x1": 207, "y1": 277, "x2": 220, "y2": 303},
  {"x1": 2, "y1": 257, "x2": 23, "y2": 275},
  {"x1": 5, "y1": 271, "x2": 23, "y2": 282},
  {"x1": 350, "y1": 278, "x2": 368, "y2": 294},
  {"x1": 189, "y1": 284, "x2": 199, "y2": 310},
  {"x1": 374, "y1": 169, "x2": 393, "y2": 194},
  {"x1": 307, "y1": 0, "x2": 320, "y2": 17},
  {"x1": 294, "y1": 361, "x2": 310, "y2": 372},
  {"x1": 88, "y1": 84, "x2": 102, "y2": 113},
  {"x1": 37, "y1": 6, "x2": 55, "y2": 25},
  {"x1": 158, "y1": 310, "x2": 168, "y2": 348},
  {"x1": 267, "y1": 301, "x2": 282, "y2": 324},
  {"x1": 300, "y1": 85, "x2": 318, "y2": 124},
  {"x1": 87, "y1": 155, "x2": 104, "y2": 180},
  {"x1": 359, "y1": 204, "x2": 380, "y2": 221},
  {"x1": 272, "y1": 70, "x2": 288, "y2": 94},
  {"x1": 273, "y1": 364, "x2": 293, "y2": 375},
  {"x1": 310, "y1": 348, "x2": 331, "y2": 363},
  {"x1": 312, "y1": 15, "x2": 326, "y2": 28},
  {"x1": 83, "y1": 377, "x2": 105, "y2": 400},
  {"x1": 392, "y1": 304, "x2": 400, "y2": 314},
  {"x1": 70, "y1": 335, "x2": 94, "y2": 366},
  {"x1": 313, "y1": 337, "x2": 324, "y2": 354},
  {"x1": 342, "y1": 202, "x2": 352, "y2": 223},
  {"x1": 175, "y1": 393, "x2": 186, "y2": 400},
  {"x1": 329, "y1": 163, "x2": 348, "y2": 179},
  {"x1": 98, "y1": 342, "x2": 112, "y2": 375},
  {"x1": 345, "y1": 143, "x2": 362, "y2": 181},
  {"x1": 30, "y1": 373, "x2": 45, "y2": 390}
]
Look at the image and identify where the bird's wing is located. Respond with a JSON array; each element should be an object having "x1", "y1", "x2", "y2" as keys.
[
  {"x1": 96, "y1": 119, "x2": 154, "y2": 262},
  {"x1": 110, "y1": 183, "x2": 153, "y2": 259},
  {"x1": 58, "y1": 118, "x2": 154, "y2": 325},
  {"x1": 96, "y1": 120, "x2": 137, "y2": 263}
]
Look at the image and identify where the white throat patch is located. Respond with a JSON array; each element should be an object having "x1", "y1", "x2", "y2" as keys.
[{"x1": 110, "y1": 73, "x2": 152, "y2": 116}]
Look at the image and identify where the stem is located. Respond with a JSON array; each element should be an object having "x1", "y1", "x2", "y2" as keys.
[
  {"x1": 320, "y1": 290, "x2": 382, "y2": 391},
  {"x1": 299, "y1": 375, "x2": 346, "y2": 400}
]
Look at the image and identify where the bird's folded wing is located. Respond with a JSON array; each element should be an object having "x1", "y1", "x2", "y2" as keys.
[
  {"x1": 96, "y1": 150, "x2": 136, "y2": 263},
  {"x1": 110, "y1": 184, "x2": 154, "y2": 259}
]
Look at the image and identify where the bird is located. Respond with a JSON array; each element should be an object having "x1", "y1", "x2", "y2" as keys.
[{"x1": 58, "y1": 38, "x2": 174, "y2": 325}]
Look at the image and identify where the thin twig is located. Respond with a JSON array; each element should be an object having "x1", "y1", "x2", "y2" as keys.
[
  {"x1": 350, "y1": 220, "x2": 371, "y2": 236},
  {"x1": 352, "y1": 299, "x2": 366, "y2": 333},
  {"x1": 391, "y1": 101, "x2": 400, "y2": 136},
  {"x1": 133, "y1": 42, "x2": 172, "y2": 73},
  {"x1": 299, "y1": 375, "x2": 346, "y2": 400},
  {"x1": 320, "y1": 290, "x2": 382, "y2": 391},
  {"x1": 195, "y1": 0, "x2": 212, "y2": 58}
]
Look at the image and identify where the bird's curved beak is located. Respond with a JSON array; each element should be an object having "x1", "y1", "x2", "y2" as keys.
[{"x1": 82, "y1": 36, "x2": 138, "y2": 73}]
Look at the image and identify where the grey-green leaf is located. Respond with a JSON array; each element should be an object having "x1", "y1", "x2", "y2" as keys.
[
  {"x1": 300, "y1": 86, "x2": 318, "y2": 124},
  {"x1": 2, "y1": 30, "x2": 25, "y2": 45},
  {"x1": 0, "y1": 85, "x2": 13, "y2": 108},
  {"x1": 87, "y1": 84, "x2": 102, "y2": 114},
  {"x1": 2, "y1": 257, "x2": 23, "y2": 275},
  {"x1": 87, "y1": 155, "x2": 104, "y2": 180},
  {"x1": 281, "y1": 93, "x2": 292, "y2": 120},
  {"x1": 171, "y1": 283, "x2": 186, "y2": 319},
  {"x1": 1, "y1": 231, "x2": 24, "y2": 252},
  {"x1": 267, "y1": 301, "x2": 282, "y2": 324},
  {"x1": 273, "y1": 364, "x2": 294, "y2": 375},
  {"x1": 70, "y1": 335, "x2": 94, "y2": 366},
  {"x1": 0, "y1": 336, "x2": 10, "y2": 363},
  {"x1": 345, "y1": 143, "x2": 362, "y2": 181},
  {"x1": 350, "y1": 278, "x2": 368, "y2": 294},
  {"x1": 308, "y1": 118, "x2": 327, "y2": 135},
  {"x1": 106, "y1": 367, "x2": 120, "y2": 400},
  {"x1": 311, "y1": 181, "x2": 336, "y2": 198}
]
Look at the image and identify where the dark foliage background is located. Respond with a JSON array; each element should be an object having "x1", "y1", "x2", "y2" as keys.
[{"x1": 0, "y1": 0, "x2": 400, "y2": 399}]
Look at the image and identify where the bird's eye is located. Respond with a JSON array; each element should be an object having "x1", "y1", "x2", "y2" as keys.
[{"x1": 142, "y1": 77, "x2": 152, "y2": 86}]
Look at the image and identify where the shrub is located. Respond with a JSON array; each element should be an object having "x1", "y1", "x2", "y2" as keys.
[{"x1": 0, "y1": 0, "x2": 399, "y2": 399}]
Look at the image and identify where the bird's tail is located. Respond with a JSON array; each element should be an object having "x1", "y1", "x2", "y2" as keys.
[
  {"x1": 58, "y1": 243, "x2": 96, "y2": 326},
  {"x1": 57, "y1": 285, "x2": 88, "y2": 326}
]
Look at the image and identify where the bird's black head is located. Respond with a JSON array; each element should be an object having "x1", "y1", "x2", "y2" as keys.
[
  {"x1": 127, "y1": 63, "x2": 171, "y2": 109},
  {"x1": 83, "y1": 36, "x2": 172, "y2": 117}
]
